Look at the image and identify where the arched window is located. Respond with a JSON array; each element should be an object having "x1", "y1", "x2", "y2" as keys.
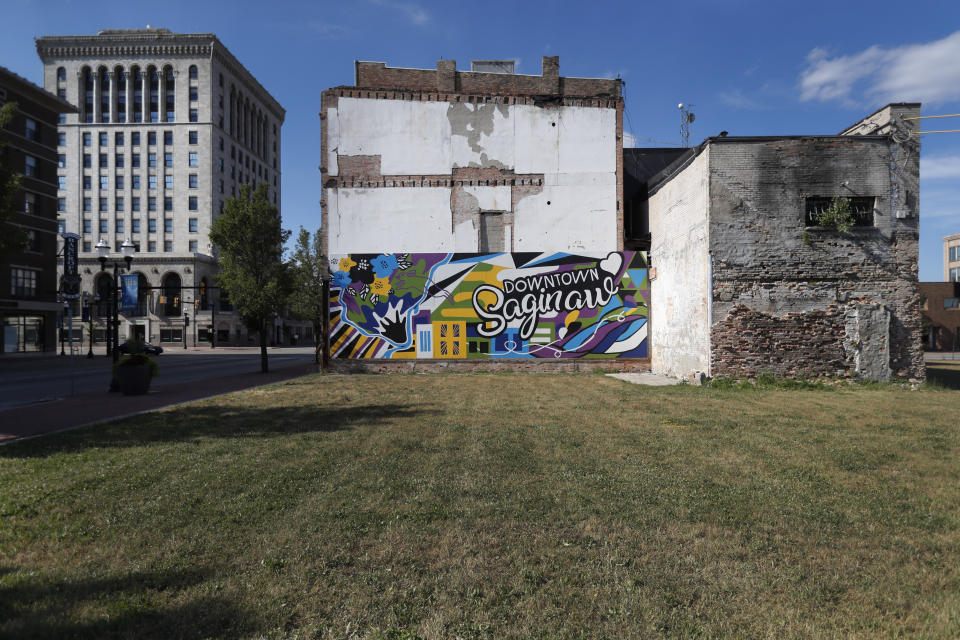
[
  {"x1": 82, "y1": 67, "x2": 94, "y2": 123},
  {"x1": 95, "y1": 273, "x2": 113, "y2": 317},
  {"x1": 229, "y1": 87, "x2": 236, "y2": 137},
  {"x1": 115, "y1": 66, "x2": 127, "y2": 123},
  {"x1": 162, "y1": 272, "x2": 182, "y2": 316},
  {"x1": 57, "y1": 67, "x2": 66, "y2": 83},
  {"x1": 164, "y1": 65, "x2": 175, "y2": 122},
  {"x1": 149, "y1": 66, "x2": 159, "y2": 122},
  {"x1": 99, "y1": 66, "x2": 110, "y2": 123},
  {"x1": 125, "y1": 272, "x2": 150, "y2": 317},
  {"x1": 132, "y1": 66, "x2": 143, "y2": 123},
  {"x1": 219, "y1": 286, "x2": 232, "y2": 312},
  {"x1": 189, "y1": 64, "x2": 198, "y2": 80}
]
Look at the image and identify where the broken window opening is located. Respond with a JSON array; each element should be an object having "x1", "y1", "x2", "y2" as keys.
[{"x1": 804, "y1": 196, "x2": 875, "y2": 227}]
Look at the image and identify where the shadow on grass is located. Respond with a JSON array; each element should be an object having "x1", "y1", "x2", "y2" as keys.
[
  {"x1": 1, "y1": 403, "x2": 435, "y2": 459},
  {"x1": 925, "y1": 362, "x2": 960, "y2": 390},
  {"x1": 0, "y1": 565, "x2": 257, "y2": 639}
]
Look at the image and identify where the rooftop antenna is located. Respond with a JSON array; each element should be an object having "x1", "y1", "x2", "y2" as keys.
[{"x1": 679, "y1": 103, "x2": 695, "y2": 147}]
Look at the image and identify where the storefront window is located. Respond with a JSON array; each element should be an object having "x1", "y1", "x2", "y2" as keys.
[{"x1": 3, "y1": 315, "x2": 45, "y2": 353}]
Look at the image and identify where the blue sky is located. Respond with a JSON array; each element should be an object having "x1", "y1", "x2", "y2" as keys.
[{"x1": 3, "y1": 0, "x2": 959, "y2": 280}]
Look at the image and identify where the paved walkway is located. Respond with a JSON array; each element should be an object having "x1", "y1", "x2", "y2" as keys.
[{"x1": 0, "y1": 359, "x2": 318, "y2": 445}]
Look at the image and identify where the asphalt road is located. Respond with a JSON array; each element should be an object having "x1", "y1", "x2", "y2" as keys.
[{"x1": 0, "y1": 348, "x2": 316, "y2": 410}]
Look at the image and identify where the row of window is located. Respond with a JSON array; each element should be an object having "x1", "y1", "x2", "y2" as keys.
[
  {"x1": 81, "y1": 239, "x2": 198, "y2": 253},
  {"x1": 77, "y1": 196, "x2": 200, "y2": 213},
  {"x1": 73, "y1": 64, "x2": 199, "y2": 124},
  {"x1": 73, "y1": 130, "x2": 199, "y2": 148},
  {"x1": 67, "y1": 173, "x2": 200, "y2": 190},
  {"x1": 58, "y1": 197, "x2": 225, "y2": 216},
  {"x1": 80, "y1": 218, "x2": 199, "y2": 233},
  {"x1": 70, "y1": 151, "x2": 199, "y2": 169}
]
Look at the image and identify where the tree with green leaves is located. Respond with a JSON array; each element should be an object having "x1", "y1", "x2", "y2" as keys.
[
  {"x1": 290, "y1": 227, "x2": 327, "y2": 365},
  {"x1": 209, "y1": 183, "x2": 291, "y2": 372},
  {"x1": 814, "y1": 196, "x2": 856, "y2": 233},
  {"x1": 0, "y1": 101, "x2": 27, "y2": 263}
]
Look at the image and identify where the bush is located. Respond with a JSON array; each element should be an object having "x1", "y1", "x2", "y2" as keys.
[{"x1": 113, "y1": 353, "x2": 158, "y2": 378}]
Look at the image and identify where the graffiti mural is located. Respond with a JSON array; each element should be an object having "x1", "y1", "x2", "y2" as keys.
[{"x1": 329, "y1": 252, "x2": 649, "y2": 359}]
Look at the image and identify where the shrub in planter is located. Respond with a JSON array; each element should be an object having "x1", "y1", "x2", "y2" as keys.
[{"x1": 113, "y1": 353, "x2": 159, "y2": 395}]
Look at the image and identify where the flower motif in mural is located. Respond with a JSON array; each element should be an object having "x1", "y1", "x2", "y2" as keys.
[
  {"x1": 338, "y1": 256, "x2": 357, "y2": 272},
  {"x1": 332, "y1": 270, "x2": 352, "y2": 289},
  {"x1": 369, "y1": 275, "x2": 392, "y2": 305},
  {"x1": 371, "y1": 253, "x2": 413, "y2": 278}
]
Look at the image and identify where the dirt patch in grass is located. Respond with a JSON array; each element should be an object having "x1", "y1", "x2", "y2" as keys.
[{"x1": 2, "y1": 373, "x2": 959, "y2": 638}]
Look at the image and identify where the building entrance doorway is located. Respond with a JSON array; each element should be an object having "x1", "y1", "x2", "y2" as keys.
[{"x1": 131, "y1": 325, "x2": 146, "y2": 342}]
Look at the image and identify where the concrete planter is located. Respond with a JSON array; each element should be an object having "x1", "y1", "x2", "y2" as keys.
[{"x1": 117, "y1": 363, "x2": 153, "y2": 395}]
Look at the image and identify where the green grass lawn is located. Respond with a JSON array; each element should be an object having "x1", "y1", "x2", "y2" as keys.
[{"x1": 1, "y1": 372, "x2": 959, "y2": 639}]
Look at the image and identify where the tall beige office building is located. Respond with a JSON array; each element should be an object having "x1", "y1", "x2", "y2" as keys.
[
  {"x1": 36, "y1": 28, "x2": 284, "y2": 346},
  {"x1": 945, "y1": 233, "x2": 960, "y2": 282}
]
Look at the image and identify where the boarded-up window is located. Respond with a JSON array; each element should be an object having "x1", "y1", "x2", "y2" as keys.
[{"x1": 480, "y1": 211, "x2": 504, "y2": 252}]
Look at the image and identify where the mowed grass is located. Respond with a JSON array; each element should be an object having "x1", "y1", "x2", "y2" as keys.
[{"x1": 1, "y1": 373, "x2": 959, "y2": 639}]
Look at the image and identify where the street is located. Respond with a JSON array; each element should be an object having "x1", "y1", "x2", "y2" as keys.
[{"x1": 0, "y1": 347, "x2": 316, "y2": 410}]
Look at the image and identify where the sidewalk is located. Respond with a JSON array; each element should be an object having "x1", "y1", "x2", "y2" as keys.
[{"x1": 0, "y1": 360, "x2": 318, "y2": 445}]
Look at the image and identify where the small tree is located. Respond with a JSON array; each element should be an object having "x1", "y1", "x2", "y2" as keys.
[
  {"x1": 209, "y1": 183, "x2": 291, "y2": 372},
  {"x1": 0, "y1": 102, "x2": 27, "y2": 263},
  {"x1": 290, "y1": 227, "x2": 326, "y2": 365},
  {"x1": 815, "y1": 196, "x2": 855, "y2": 233}
]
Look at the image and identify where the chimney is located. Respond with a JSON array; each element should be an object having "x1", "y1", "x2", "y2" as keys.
[
  {"x1": 437, "y1": 59, "x2": 456, "y2": 93},
  {"x1": 540, "y1": 56, "x2": 560, "y2": 94}
]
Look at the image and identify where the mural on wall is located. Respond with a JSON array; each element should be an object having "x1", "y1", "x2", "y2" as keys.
[{"x1": 329, "y1": 252, "x2": 649, "y2": 359}]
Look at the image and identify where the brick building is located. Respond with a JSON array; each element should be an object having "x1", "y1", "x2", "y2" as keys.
[
  {"x1": 0, "y1": 65, "x2": 76, "y2": 354},
  {"x1": 321, "y1": 58, "x2": 658, "y2": 365},
  {"x1": 321, "y1": 58, "x2": 923, "y2": 379},
  {"x1": 321, "y1": 57, "x2": 623, "y2": 257},
  {"x1": 919, "y1": 282, "x2": 960, "y2": 351},
  {"x1": 646, "y1": 104, "x2": 924, "y2": 380}
]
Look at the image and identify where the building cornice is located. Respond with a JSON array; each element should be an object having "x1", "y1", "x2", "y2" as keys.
[{"x1": 35, "y1": 30, "x2": 284, "y2": 121}]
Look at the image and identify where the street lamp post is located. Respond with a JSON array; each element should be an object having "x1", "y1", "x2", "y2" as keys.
[{"x1": 96, "y1": 238, "x2": 135, "y2": 391}]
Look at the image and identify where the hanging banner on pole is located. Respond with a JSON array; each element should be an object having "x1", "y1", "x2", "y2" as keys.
[
  {"x1": 120, "y1": 274, "x2": 138, "y2": 312},
  {"x1": 60, "y1": 233, "x2": 82, "y2": 299}
]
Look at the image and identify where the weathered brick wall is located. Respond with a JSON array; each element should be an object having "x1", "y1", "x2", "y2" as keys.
[
  {"x1": 352, "y1": 57, "x2": 620, "y2": 98},
  {"x1": 713, "y1": 304, "x2": 850, "y2": 376},
  {"x1": 708, "y1": 129, "x2": 924, "y2": 380}
]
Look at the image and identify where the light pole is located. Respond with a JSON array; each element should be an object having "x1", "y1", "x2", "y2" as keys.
[
  {"x1": 96, "y1": 238, "x2": 135, "y2": 391},
  {"x1": 183, "y1": 312, "x2": 189, "y2": 350},
  {"x1": 60, "y1": 300, "x2": 67, "y2": 356}
]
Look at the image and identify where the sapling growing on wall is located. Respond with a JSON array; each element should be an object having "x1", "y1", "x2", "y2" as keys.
[{"x1": 815, "y1": 196, "x2": 856, "y2": 233}]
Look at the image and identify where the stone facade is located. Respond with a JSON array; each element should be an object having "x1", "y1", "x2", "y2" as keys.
[
  {"x1": 649, "y1": 103, "x2": 924, "y2": 381},
  {"x1": 36, "y1": 28, "x2": 284, "y2": 347}
]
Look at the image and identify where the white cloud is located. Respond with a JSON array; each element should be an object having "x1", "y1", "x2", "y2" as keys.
[
  {"x1": 718, "y1": 88, "x2": 762, "y2": 110},
  {"x1": 800, "y1": 31, "x2": 960, "y2": 106},
  {"x1": 922, "y1": 155, "x2": 960, "y2": 180},
  {"x1": 371, "y1": 0, "x2": 430, "y2": 25},
  {"x1": 623, "y1": 131, "x2": 637, "y2": 148}
]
